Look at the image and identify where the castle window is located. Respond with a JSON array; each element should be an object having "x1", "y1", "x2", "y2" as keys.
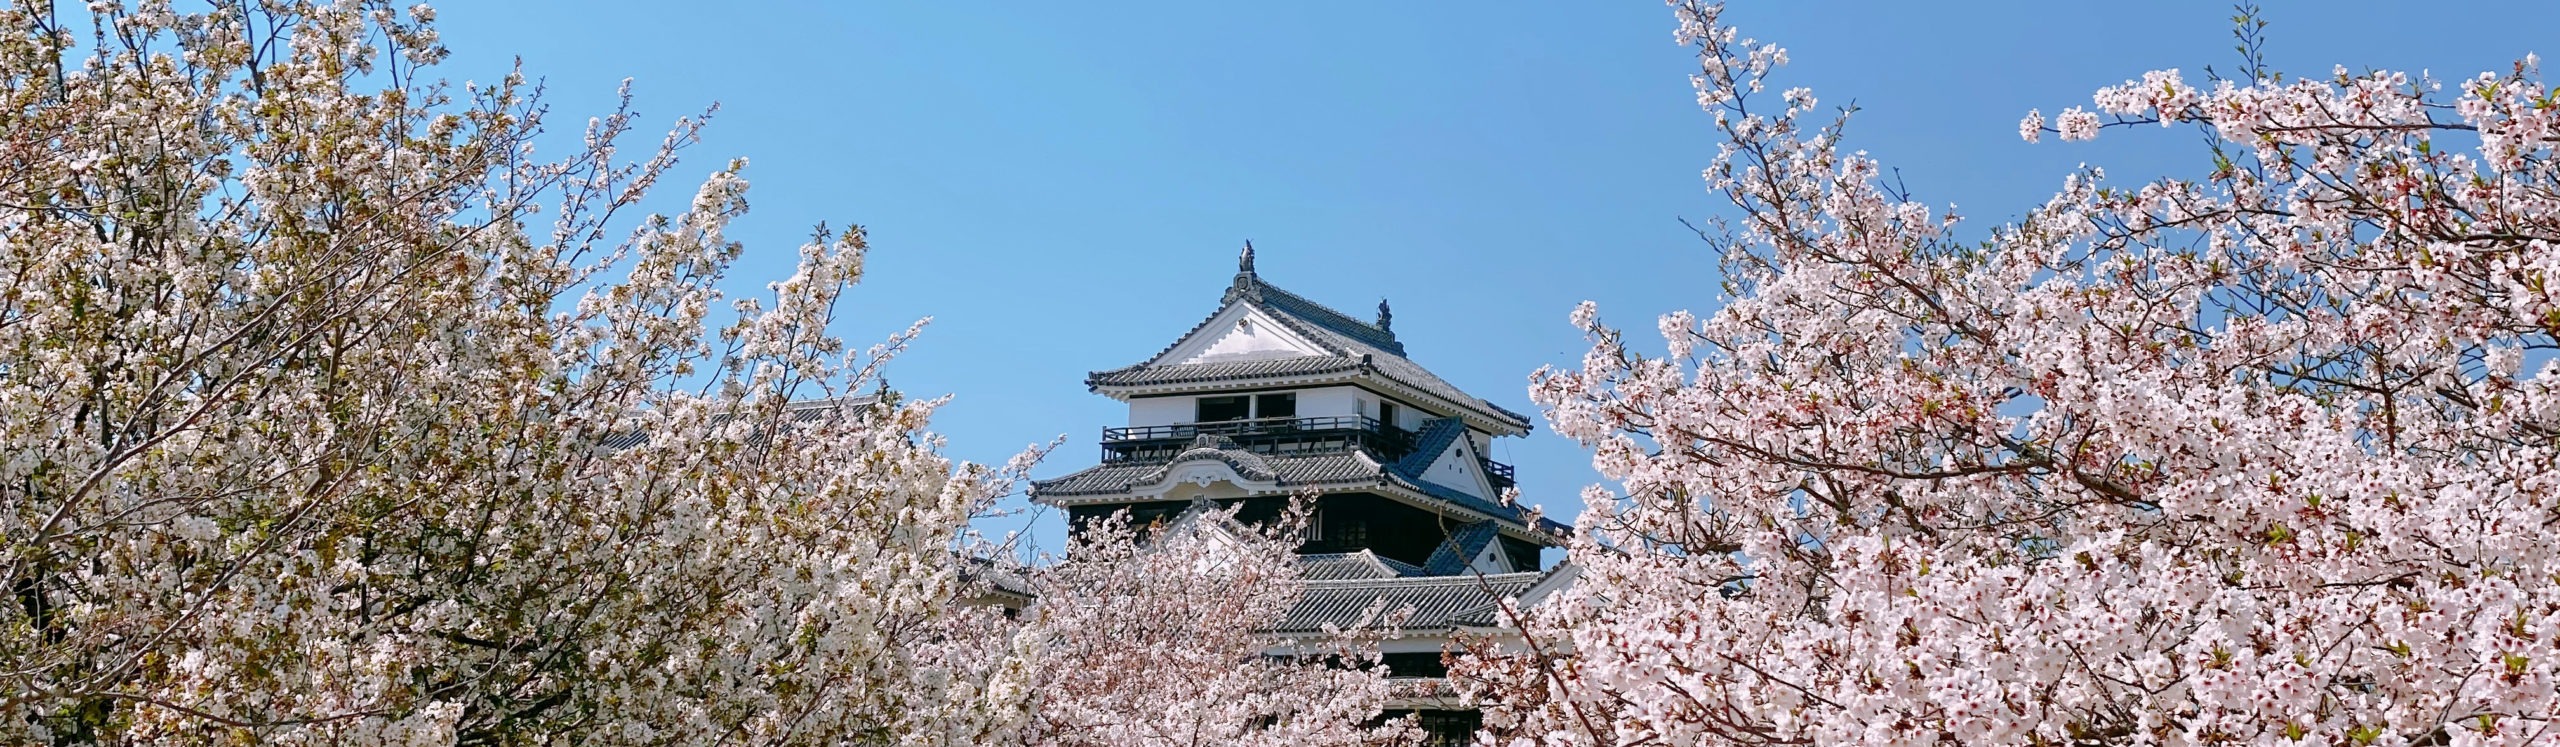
[
  {"x1": 1198, "y1": 395, "x2": 1250, "y2": 422},
  {"x1": 1413, "y1": 710, "x2": 1483, "y2": 747},
  {"x1": 1377, "y1": 402, "x2": 1399, "y2": 429},
  {"x1": 1255, "y1": 393, "x2": 1296, "y2": 420},
  {"x1": 1326, "y1": 510, "x2": 1368, "y2": 547}
]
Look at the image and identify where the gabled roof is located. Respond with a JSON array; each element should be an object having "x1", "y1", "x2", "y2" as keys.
[
  {"x1": 959, "y1": 553, "x2": 1036, "y2": 605},
  {"x1": 1086, "y1": 264, "x2": 1532, "y2": 435},
  {"x1": 1032, "y1": 446, "x2": 1384, "y2": 496},
  {"x1": 1298, "y1": 550, "x2": 1426, "y2": 581},
  {"x1": 1422, "y1": 521, "x2": 1503, "y2": 576},
  {"x1": 1392, "y1": 417, "x2": 1469, "y2": 476},
  {"x1": 1246, "y1": 277, "x2": 1407, "y2": 357},
  {"x1": 1383, "y1": 417, "x2": 1550, "y2": 534},
  {"x1": 1273, "y1": 572, "x2": 1544, "y2": 634}
]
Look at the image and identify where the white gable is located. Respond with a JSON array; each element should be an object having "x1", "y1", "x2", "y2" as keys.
[
  {"x1": 1156, "y1": 503, "x2": 1250, "y2": 571},
  {"x1": 1419, "y1": 430, "x2": 1498, "y2": 501},
  {"x1": 1467, "y1": 539, "x2": 1511, "y2": 575},
  {"x1": 1152, "y1": 303, "x2": 1328, "y2": 366}
]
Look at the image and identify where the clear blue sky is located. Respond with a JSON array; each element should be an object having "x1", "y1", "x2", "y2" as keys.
[{"x1": 427, "y1": 1, "x2": 2556, "y2": 559}]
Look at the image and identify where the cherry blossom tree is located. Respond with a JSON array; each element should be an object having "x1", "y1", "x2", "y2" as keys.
[
  {"x1": 1467, "y1": 2, "x2": 2560, "y2": 745},
  {"x1": 1009, "y1": 505, "x2": 1419, "y2": 747},
  {"x1": 0, "y1": 1, "x2": 1038, "y2": 743}
]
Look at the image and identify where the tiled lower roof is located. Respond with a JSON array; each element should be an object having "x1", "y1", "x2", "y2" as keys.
[
  {"x1": 1030, "y1": 443, "x2": 1568, "y2": 539},
  {"x1": 1422, "y1": 521, "x2": 1502, "y2": 576},
  {"x1": 1378, "y1": 421, "x2": 1570, "y2": 538},
  {"x1": 960, "y1": 555, "x2": 1035, "y2": 600},
  {"x1": 1392, "y1": 417, "x2": 1463, "y2": 475},
  {"x1": 1031, "y1": 447, "x2": 1383, "y2": 496},
  {"x1": 1299, "y1": 551, "x2": 1426, "y2": 581},
  {"x1": 1273, "y1": 572, "x2": 1543, "y2": 634}
]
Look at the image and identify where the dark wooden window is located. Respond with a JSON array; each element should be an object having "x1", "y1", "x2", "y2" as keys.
[
  {"x1": 1403, "y1": 710, "x2": 1482, "y2": 747},
  {"x1": 1378, "y1": 651, "x2": 1449, "y2": 678},
  {"x1": 1365, "y1": 709, "x2": 1487, "y2": 747},
  {"x1": 1500, "y1": 537, "x2": 1545, "y2": 573},
  {"x1": 1255, "y1": 392, "x2": 1296, "y2": 419},
  {"x1": 1324, "y1": 508, "x2": 1367, "y2": 548},
  {"x1": 1294, "y1": 493, "x2": 1445, "y2": 565},
  {"x1": 1377, "y1": 401, "x2": 1399, "y2": 428},
  {"x1": 1197, "y1": 395, "x2": 1250, "y2": 422}
]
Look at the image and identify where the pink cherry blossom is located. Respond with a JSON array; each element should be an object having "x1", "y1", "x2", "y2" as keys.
[
  {"x1": 1461, "y1": 2, "x2": 2560, "y2": 745},
  {"x1": 2056, "y1": 106, "x2": 2101, "y2": 141},
  {"x1": 1005, "y1": 506, "x2": 1416, "y2": 747}
]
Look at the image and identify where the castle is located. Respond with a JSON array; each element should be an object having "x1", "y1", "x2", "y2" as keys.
[{"x1": 1029, "y1": 245, "x2": 1574, "y2": 744}]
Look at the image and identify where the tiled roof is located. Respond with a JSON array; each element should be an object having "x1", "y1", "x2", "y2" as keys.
[
  {"x1": 1085, "y1": 356, "x2": 1361, "y2": 388},
  {"x1": 1379, "y1": 418, "x2": 1572, "y2": 539},
  {"x1": 1256, "y1": 302, "x2": 1531, "y2": 432},
  {"x1": 1030, "y1": 437, "x2": 1569, "y2": 539},
  {"x1": 959, "y1": 554, "x2": 1036, "y2": 600},
  {"x1": 1393, "y1": 417, "x2": 1467, "y2": 476},
  {"x1": 1086, "y1": 272, "x2": 1531, "y2": 432},
  {"x1": 1031, "y1": 450, "x2": 1384, "y2": 496},
  {"x1": 1394, "y1": 475, "x2": 1570, "y2": 538},
  {"x1": 1273, "y1": 572, "x2": 1543, "y2": 633},
  {"x1": 1249, "y1": 278, "x2": 1406, "y2": 356},
  {"x1": 1298, "y1": 550, "x2": 1426, "y2": 581},
  {"x1": 1422, "y1": 521, "x2": 1503, "y2": 576}
]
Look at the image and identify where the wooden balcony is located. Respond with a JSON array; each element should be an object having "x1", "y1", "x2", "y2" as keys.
[
  {"x1": 1483, "y1": 459, "x2": 1516, "y2": 491},
  {"x1": 1099, "y1": 416, "x2": 1520, "y2": 490},
  {"x1": 1100, "y1": 416, "x2": 1415, "y2": 463}
]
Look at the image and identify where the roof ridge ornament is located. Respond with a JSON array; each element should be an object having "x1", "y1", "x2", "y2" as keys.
[
  {"x1": 1375, "y1": 298, "x2": 1392, "y2": 335},
  {"x1": 1223, "y1": 241, "x2": 1264, "y2": 304}
]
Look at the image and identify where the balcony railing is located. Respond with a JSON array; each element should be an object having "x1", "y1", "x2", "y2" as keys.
[
  {"x1": 1101, "y1": 416, "x2": 1415, "y2": 464},
  {"x1": 1483, "y1": 459, "x2": 1516, "y2": 491}
]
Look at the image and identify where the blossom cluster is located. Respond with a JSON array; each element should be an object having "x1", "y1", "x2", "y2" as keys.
[
  {"x1": 0, "y1": 5, "x2": 1419, "y2": 744},
  {"x1": 1471, "y1": 2, "x2": 2560, "y2": 745},
  {"x1": 0, "y1": 1, "x2": 967, "y2": 743},
  {"x1": 1000, "y1": 506, "x2": 1417, "y2": 747}
]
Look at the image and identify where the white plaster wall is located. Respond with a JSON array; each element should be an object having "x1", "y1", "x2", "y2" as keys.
[
  {"x1": 1129, "y1": 386, "x2": 1369, "y2": 427},
  {"x1": 1129, "y1": 397, "x2": 1194, "y2": 428},
  {"x1": 1290, "y1": 386, "x2": 1363, "y2": 420},
  {"x1": 1399, "y1": 403, "x2": 1429, "y2": 431},
  {"x1": 1468, "y1": 542, "x2": 1510, "y2": 575},
  {"x1": 1351, "y1": 392, "x2": 1429, "y2": 430}
]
